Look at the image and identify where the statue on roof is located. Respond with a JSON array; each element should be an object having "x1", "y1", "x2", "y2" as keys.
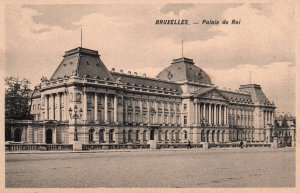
[
  {"x1": 40, "y1": 76, "x2": 48, "y2": 82},
  {"x1": 71, "y1": 69, "x2": 78, "y2": 76}
]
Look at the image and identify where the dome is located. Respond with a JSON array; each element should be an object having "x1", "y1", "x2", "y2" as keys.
[{"x1": 157, "y1": 57, "x2": 212, "y2": 84}]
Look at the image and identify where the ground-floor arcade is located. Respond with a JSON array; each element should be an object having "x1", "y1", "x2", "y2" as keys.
[{"x1": 6, "y1": 120, "x2": 294, "y2": 146}]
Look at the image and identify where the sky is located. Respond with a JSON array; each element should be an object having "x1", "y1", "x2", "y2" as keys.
[{"x1": 4, "y1": 2, "x2": 295, "y2": 115}]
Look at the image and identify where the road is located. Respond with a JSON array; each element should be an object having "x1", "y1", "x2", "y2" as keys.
[{"x1": 5, "y1": 148, "x2": 295, "y2": 188}]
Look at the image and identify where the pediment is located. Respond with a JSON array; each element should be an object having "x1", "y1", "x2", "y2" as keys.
[{"x1": 196, "y1": 89, "x2": 228, "y2": 101}]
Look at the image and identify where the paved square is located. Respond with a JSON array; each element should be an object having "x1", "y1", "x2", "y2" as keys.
[{"x1": 5, "y1": 148, "x2": 295, "y2": 188}]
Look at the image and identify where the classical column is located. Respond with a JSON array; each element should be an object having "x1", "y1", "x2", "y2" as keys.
[
  {"x1": 218, "y1": 105, "x2": 222, "y2": 125},
  {"x1": 52, "y1": 94, "x2": 56, "y2": 120},
  {"x1": 198, "y1": 103, "x2": 201, "y2": 124},
  {"x1": 203, "y1": 103, "x2": 206, "y2": 120},
  {"x1": 194, "y1": 102, "x2": 198, "y2": 124},
  {"x1": 48, "y1": 95, "x2": 52, "y2": 120},
  {"x1": 45, "y1": 95, "x2": 49, "y2": 120},
  {"x1": 146, "y1": 100, "x2": 150, "y2": 124},
  {"x1": 140, "y1": 100, "x2": 143, "y2": 124},
  {"x1": 225, "y1": 106, "x2": 228, "y2": 125},
  {"x1": 114, "y1": 95, "x2": 118, "y2": 123},
  {"x1": 64, "y1": 92, "x2": 68, "y2": 121},
  {"x1": 208, "y1": 103, "x2": 212, "y2": 125},
  {"x1": 214, "y1": 104, "x2": 217, "y2": 126},
  {"x1": 57, "y1": 93, "x2": 61, "y2": 121},
  {"x1": 134, "y1": 100, "x2": 138, "y2": 123},
  {"x1": 83, "y1": 91, "x2": 87, "y2": 121},
  {"x1": 104, "y1": 94, "x2": 108, "y2": 122},
  {"x1": 94, "y1": 93, "x2": 98, "y2": 121}
]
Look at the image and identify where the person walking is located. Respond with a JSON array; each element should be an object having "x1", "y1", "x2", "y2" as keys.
[
  {"x1": 240, "y1": 141, "x2": 243, "y2": 149},
  {"x1": 187, "y1": 140, "x2": 191, "y2": 149}
]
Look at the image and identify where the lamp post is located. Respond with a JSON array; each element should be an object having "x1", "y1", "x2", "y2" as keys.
[{"x1": 69, "y1": 105, "x2": 83, "y2": 141}]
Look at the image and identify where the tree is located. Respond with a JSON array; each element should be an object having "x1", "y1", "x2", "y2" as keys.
[{"x1": 5, "y1": 77, "x2": 33, "y2": 120}]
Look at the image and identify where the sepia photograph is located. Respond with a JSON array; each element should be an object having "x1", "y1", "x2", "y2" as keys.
[{"x1": 2, "y1": 0, "x2": 297, "y2": 191}]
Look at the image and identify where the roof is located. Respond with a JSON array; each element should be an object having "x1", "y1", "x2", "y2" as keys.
[
  {"x1": 156, "y1": 57, "x2": 212, "y2": 84},
  {"x1": 220, "y1": 90, "x2": 252, "y2": 102},
  {"x1": 50, "y1": 47, "x2": 114, "y2": 81},
  {"x1": 111, "y1": 72, "x2": 182, "y2": 92},
  {"x1": 239, "y1": 84, "x2": 271, "y2": 104}
]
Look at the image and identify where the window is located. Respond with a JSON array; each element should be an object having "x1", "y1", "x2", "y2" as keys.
[
  {"x1": 176, "y1": 115, "x2": 180, "y2": 124},
  {"x1": 142, "y1": 101, "x2": 147, "y2": 109},
  {"x1": 183, "y1": 104, "x2": 187, "y2": 110},
  {"x1": 175, "y1": 131, "x2": 179, "y2": 141},
  {"x1": 143, "y1": 113, "x2": 147, "y2": 123},
  {"x1": 109, "y1": 129, "x2": 114, "y2": 143},
  {"x1": 123, "y1": 130, "x2": 126, "y2": 143},
  {"x1": 201, "y1": 130, "x2": 205, "y2": 142},
  {"x1": 170, "y1": 115, "x2": 174, "y2": 124},
  {"x1": 183, "y1": 115, "x2": 187, "y2": 125},
  {"x1": 127, "y1": 99, "x2": 132, "y2": 107},
  {"x1": 150, "y1": 114, "x2": 154, "y2": 124},
  {"x1": 184, "y1": 130, "x2": 188, "y2": 140},
  {"x1": 99, "y1": 129, "x2": 104, "y2": 143},
  {"x1": 128, "y1": 130, "x2": 132, "y2": 142},
  {"x1": 164, "y1": 115, "x2": 168, "y2": 124},
  {"x1": 38, "y1": 104, "x2": 41, "y2": 110},
  {"x1": 135, "y1": 113, "x2": 139, "y2": 123},
  {"x1": 128, "y1": 113, "x2": 132, "y2": 123},
  {"x1": 165, "y1": 131, "x2": 168, "y2": 141},
  {"x1": 136, "y1": 130, "x2": 140, "y2": 141},
  {"x1": 89, "y1": 129, "x2": 94, "y2": 143},
  {"x1": 33, "y1": 105, "x2": 36, "y2": 110}
]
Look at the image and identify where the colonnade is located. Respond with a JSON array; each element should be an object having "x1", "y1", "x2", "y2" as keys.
[
  {"x1": 228, "y1": 108, "x2": 254, "y2": 128},
  {"x1": 194, "y1": 102, "x2": 228, "y2": 126},
  {"x1": 44, "y1": 92, "x2": 118, "y2": 123},
  {"x1": 263, "y1": 110, "x2": 274, "y2": 127},
  {"x1": 124, "y1": 99, "x2": 180, "y2": 125}
]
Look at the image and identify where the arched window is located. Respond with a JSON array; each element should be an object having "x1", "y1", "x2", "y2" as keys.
[
  {"x1": 229, "y1": 131, "x2": 232, "y2": 141},
  {"x1": 165, "y1": 130, "x2": 168, "y2": 141},
  {"x1": 216, "y1": 130, "x2": 220, "y2": 142},
  {"x1": 201, "y1": 130, "x2": 205, "y2": 142},
  {"x1": 136, "y1": 130, "x2": 140, "y2": 142},
  {"x1": 128, "y1": 130, "x2": 132, "y2": 142},
  {"x1": 171, "y1": 130, "x2": 175, "y2": 140},
  {"x1": 212, "y1": 130, "x2": 215, "y2": 142},
  {"x1": 206, "y1": 130, "x2": 210, "y2": 142},
  {"x1": 175, "y1": 131, "x2": 179, "y2": 141},
  {"x1": 89, "y1": 129, "x2": 95, "y2": 143},
  {"x1": 123, "y1": 130, "x2": 126, "y2": 143},
  {"x1": 222, "y1": 130, "x2": 225, "y2": 142},
  {"x1": 109, "y1": 129, "x2": 114, "y2": 143},
  {"x1": 99, "y1": 129, "x2": 104, "y2": 143},
  {"x1": 184, "y1": 130, "x2": 188, "y2": 140}
]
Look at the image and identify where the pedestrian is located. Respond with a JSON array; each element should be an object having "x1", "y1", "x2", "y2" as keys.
[
  {"x1": 240, "y1": 141, "x2": 243, "y2": 149},
  {"x1": 187, "y1": 140, "x2": 191, "y2": 149}
]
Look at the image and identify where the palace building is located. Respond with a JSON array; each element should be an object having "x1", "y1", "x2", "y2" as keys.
[{"x1": 6, "y1": 47, "x2": 286, "y2": 148}]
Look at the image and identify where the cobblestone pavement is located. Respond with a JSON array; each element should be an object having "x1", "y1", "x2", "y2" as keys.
[{"x1": 5, "y1": 148, "x2": 295, "y2": 188}]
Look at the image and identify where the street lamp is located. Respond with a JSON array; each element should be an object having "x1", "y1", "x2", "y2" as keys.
[{"x1": 69, "y1": 105, "x2": 83, "y2": 141}]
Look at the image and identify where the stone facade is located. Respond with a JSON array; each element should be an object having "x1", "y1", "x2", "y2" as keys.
[{"x1": 6, "y1": 47, "x2": 280, "y2": 146}]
